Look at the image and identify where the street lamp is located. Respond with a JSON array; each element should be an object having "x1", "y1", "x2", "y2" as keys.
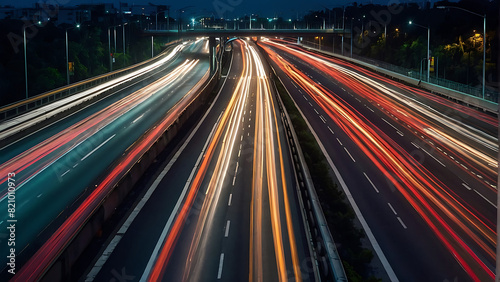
[
  {"x1": 437, "y1": 5, "x2": 486, "y2": 99},
  {"x1": 23, "y1": 21, "x2": 42, "y2": 99},
  {"x1": 191, "y1": 18, "x2": 195, "y2": 30},
  {"x1": 122, "y1": 23, "x2": 127, "y2": 66},
  {"x1": 65, "y1": 24, "x2": 80, "y2": 85},
  {"x1": 409, "y1": 20, "x2": 430, "y2": 82}
]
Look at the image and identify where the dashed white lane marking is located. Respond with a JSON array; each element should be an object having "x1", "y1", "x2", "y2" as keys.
[
  {"x1": 228, "y1": 194, "x2": 232, "y2": 206},
  {"x1": 381, "y1": 118, "x2": 400, "y2": 133},
  {"x1": 303, "y1": 95, "x2": 308, "y2": 101},
  {"x1": 473, "y1": 189, "x2": 497, "y2": 208},
  {"x1": 327, "y1": 126, "x2": 334, "y2": 134},
  {"x1": 132, "y1": 114, "x2": 144, "y2": 124},
  {"x1": 387, "y1": 203, "x2": 397, "y2": 215},
  {"x1": 367, "y1": 106, "x2": 374, "y2": 112},
  {"x1": 313, "y1": 108, "x2": 319, "y2": 114},
  {"x1": 81, "y1": 134, "x2": 116, "y2": 161},
  {"x1": 336, "y1": 138, "x2": 343, "y2": 146},
  {"x1": 308, "y1": 102, "x2": 313, "y2": 107},
  {"x1": 319, "y1": 115, "x2": 327, "y2": 123},
  {"x1": 420, "y1": 147, "x2": 446, "y2": 167},
  {"x1": 224, "y1": 220, "x2": 231, "y2": 237},
  {"x1": 61, "y1": 170, "x2": 70, "y2": 178},
  {"x1": 217, "y1": 253, "x2": 225, "y2": 279},
  {"x1": 344, "y1": 147, "x2": 355, "y2": 162},
  {"x1": 363, "y1": 172, "x2": 379, "y2": 193},
  {"x1": 397, "y1": 217, "x2": 408, "y2": 229},
  {"x1": 462, "y1": 183, "x2": 472, "y2": 190}
]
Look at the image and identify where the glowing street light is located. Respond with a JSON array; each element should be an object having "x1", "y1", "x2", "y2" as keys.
[
  {"x1": 65, "y1": 24, "x2": 80, "y2": 85},
  {"x1": 409, "y1": 20, "x2": 430, "y2": 82},
  {"x1": 23, "y1": 21, "x2": 42, "y2": 98}
]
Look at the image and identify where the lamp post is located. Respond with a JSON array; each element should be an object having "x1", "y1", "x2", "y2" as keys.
[
  {"x1": 23, "y1": 21, "x2": 41, "y2": 99},
  {"x1": 122, "y1": 23, "x2": 127, "y2": 56},
  {"x1": 409, "y1": 20, "x2": 430, "y2": 82},
  {"x1": 122, "y1": 23, "x2": 127, "y2": 66},
  {"x1": 108, "y1": 27, "x2": 112, "y2": 71},
  {"x1": 437, "y1": 5, "x2": 486, "y2": 99},
  {"x1": 65, "y1": 24, "x2": 80, "y2": 85}
]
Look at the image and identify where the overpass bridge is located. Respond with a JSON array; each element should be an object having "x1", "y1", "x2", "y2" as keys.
[{"x1": 143, "y1": 28, "x2": 350, "y2": 37}]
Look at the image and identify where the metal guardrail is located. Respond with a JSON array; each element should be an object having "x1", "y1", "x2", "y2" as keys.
[
  {"x1": 301, "y1": 40, "x2": 499, "y2": 104},
  {"x1": 0, "y1": 39, "x2": 182, "y2": 122}
]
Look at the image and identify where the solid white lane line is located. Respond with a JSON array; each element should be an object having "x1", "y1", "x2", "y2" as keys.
[
  {"x1": 228, "y1": 194, "x2": 232, "y2": 206},
  {"x1": 217, "y1": 253, "x2": 225, "y2": 279},
  {"x1": 81, "y1": 134, "x2": 116, "y2": 161},
  {"x1": 224, "y1": 220, "x2": 231, "y2": 237},
  {"x1": 387, "y1": 203, "x2": 397, "y2": 215},
  {"x1": 363, "y1": 172, "x2": 379, "y2": 193},
  {"x1": 473, "y1": 189, "x2": 497, "y2": 208},
  {"x1": 344, "y1": 147, "x2": 355, "y2": 162},
  {"x1": 397, "y1": 217, "x2": 407, "y2": 229}
]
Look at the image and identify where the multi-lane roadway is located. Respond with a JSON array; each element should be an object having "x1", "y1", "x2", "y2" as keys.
[
  {"x1": 85, "y1": 39, "x2": 316, "y2": 282},
  {"x1": 0, "y1": 39, "x2": 210, "y2": 280},
  {"x1": 260, "y1": 38, "x2": 497, "y2": 281}
]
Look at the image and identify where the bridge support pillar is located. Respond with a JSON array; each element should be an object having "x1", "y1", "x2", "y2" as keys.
[{"x1": 209, "y1": 36, "x2": 216, "y2": 75}]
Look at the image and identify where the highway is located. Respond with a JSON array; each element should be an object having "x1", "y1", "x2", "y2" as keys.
[
  {"x1": 86, "y1": 39, "x2": 315, "y2": 282},
  {"x1": 0, "y1": 38, "x2": 210, "y2": 279},
  {"x1": 260, "y1": 39, "x2": 498, "y2": 281}
]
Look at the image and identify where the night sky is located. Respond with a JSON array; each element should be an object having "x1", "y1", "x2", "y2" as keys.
[{"x1": 0, "y1": 0, "x2": 459, "y2": 18}]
